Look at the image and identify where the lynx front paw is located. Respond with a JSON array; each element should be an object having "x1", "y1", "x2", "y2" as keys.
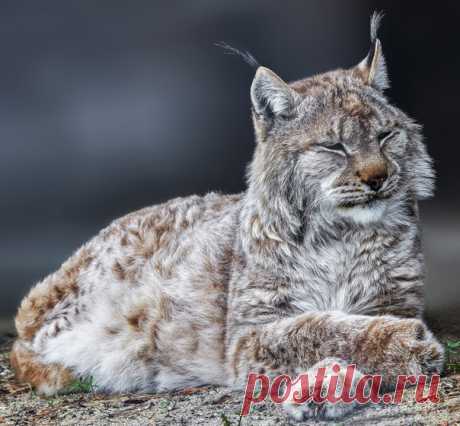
[
  {"x1": 357, "y1": 318, "x2": 444, "y2": 380},
  {"x1": 282, "y1": 358, "x2": 363, "y2": 421}
]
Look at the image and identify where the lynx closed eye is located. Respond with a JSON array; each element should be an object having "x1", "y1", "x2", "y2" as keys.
[
  {"x1": 378, "y1": 130, "x2": 393, "y2": 142},
  {"x1": 325, "y1": 143, "x2": 347, "y2": 153}
]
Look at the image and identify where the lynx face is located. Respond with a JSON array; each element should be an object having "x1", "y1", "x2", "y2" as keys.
[
  {"x1": 294, "y1": 80, "x2": 409, "y2": 224},
  {"x1": 248, "y1": 15, "x2": 434, "y2": 226}
]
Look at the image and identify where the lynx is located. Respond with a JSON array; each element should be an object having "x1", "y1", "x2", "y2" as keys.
[{"x1": 11, "y1": 14, "x2": 443, "y2": 420}]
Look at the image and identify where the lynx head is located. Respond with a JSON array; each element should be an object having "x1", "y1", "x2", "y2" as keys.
[{"x1": 247, "y1": 13, "x2": 434, "y2": 230}]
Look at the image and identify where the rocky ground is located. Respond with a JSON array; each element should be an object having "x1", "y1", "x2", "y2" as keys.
[{"x1": 1, "y1": 314, "x2": 459, "y2": 425}]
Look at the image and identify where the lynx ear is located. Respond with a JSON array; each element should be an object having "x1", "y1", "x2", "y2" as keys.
[
  {"x1": 353, "y1": 12, "x2": 389, "y2": 91},
  {"x1": 251, "y1": 67, "x2": 298, "y2": 118}
]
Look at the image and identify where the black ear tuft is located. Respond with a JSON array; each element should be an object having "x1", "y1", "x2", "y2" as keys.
[
  {"x1": 214, "y1": 42, "x2": 259, "y2": 69},
  {"x1": 353, "y1": 11, "x2": 389, "y2": 91},
  {"x1": 370, "y1": 11, "x2": 384, "y2": 45}
]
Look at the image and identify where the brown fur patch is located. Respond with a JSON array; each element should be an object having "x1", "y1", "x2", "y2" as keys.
[
  {"x1": 15, "y1": 247, "x2": 94, "y2": 341},
  {"x1": 112, "y1": 261, "x2": 126, "y2": 281},
  {"x1": 10, "y1": 340, "x2": 74, "y2": 394},
  {"x1": 126, "y1": 308, "x2": 148, "y2": 331},
  {"x1": 154, "y1": 261, "x2": 172, "y2": 279},
  {"x1": 231, "y1": 334, "x2": 250, "y2": 377},
  {"x1": 157, "y1": 295, "x2": 173, "y2": 321},
  {"x1": 342, "y1": 94, "x2": 372, "y2": 119},
  {"x1": 351, "y1": 317, "x2": 384, "y2": 365}
]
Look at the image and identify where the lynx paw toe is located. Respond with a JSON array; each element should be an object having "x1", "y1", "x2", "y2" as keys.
[
  {"x1": 374, "y1": 318, "x2": 444, "y2": 378},
  {"x1": 282, "y1": 358, "x2": 363, "y2": 421},
  {"x1": 284, "y1": 399, "x2": 357, "y2": 422}
]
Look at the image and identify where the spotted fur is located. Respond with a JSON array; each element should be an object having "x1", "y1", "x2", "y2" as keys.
[{"x1": 11, "y1": 14, "x2": 443, "y2": 420}]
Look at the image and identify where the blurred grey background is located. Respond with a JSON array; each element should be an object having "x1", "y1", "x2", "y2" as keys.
[{"x1": 0, "y1": 1, "x2": 459, "y2": 329}]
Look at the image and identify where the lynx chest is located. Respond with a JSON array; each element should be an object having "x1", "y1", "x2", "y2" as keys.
[{"x1": 289, "y1": 231, "x2": 395, "y2": 314}]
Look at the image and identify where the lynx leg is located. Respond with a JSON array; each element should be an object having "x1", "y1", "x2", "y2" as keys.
[
  {"x1": 229, "y1": 312, "x2": 444, "y2": 390},
  {"x1": 10, "y1": 340, "x2": 75, "y2": 396}
]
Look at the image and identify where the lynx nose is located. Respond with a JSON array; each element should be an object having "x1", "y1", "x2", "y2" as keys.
[{"x1": 357, "y1": 166, "x2": 388, "y2": 191}]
